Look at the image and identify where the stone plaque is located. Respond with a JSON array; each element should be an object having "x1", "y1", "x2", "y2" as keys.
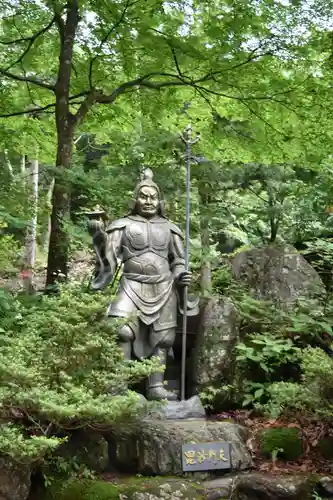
[{"x1": 182, "y1": 441, "x2": 232, "y2": 472}]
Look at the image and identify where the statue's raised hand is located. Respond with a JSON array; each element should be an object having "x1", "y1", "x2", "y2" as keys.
[{"x1": 87, "y1": 219, "x2": 104, "y2": 237}]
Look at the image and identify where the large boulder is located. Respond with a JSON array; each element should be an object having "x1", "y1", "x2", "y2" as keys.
[
  {"x1": 232, "y1": 244, "x2": 325, "y2": 305},
  {"x1": 191, "y1": 246, "x2": 325, "y2": 408},
  {"x1": 233, "y1": 473, "x2": 312, "y2": 500},
  {"x1": 0, "y1": 457, "x2": 30, "y2": 500},
  {"x1": 109, "y1": 419, "x2": 252, "y2": 476},
  {"x1": 204, "y1": 473, "x2": 318, "y2": 500},
  {"x1": 190, "y1": 297, "x2": 241, "y2": 404}
]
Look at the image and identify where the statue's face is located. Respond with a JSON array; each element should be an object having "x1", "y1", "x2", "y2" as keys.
[{"x1": 136, "y1": 186, "x2": 159, "y2": 217}]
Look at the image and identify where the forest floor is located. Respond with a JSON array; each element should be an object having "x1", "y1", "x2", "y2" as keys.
[
  {"x1": 0, "y1": 250, "x2": 94, "y2": 292},
  {"x1": 213, "y1": 410, "x2": 333, "y2": 474}
]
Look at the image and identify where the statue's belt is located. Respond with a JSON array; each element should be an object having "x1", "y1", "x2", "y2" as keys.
[{"x1": 122, "y1": 272, "x2": 172, "y2": 284}]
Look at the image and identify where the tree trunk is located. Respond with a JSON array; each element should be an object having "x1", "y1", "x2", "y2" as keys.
[
  {"x1": 46, "y1": 130, "x2": 75, "y2": 286},
  {"x1": 20, "y1": 154, "x2": 26, "y2": 174},
  {"x1": 46, "y1": 0, "x2": 79, "y2": 287},
  {"x1": 22, "y1": 158, "x2": 39, "y2": 293},
  {"x1": 42, "y1": 177, "x2": 55, "y2": 253},
  {"x1": 3, "y1": 150, "x2": 13, "y2": 178},
  {"x1": 198, "y1": 187, "x2": 212, "y2": 294}
]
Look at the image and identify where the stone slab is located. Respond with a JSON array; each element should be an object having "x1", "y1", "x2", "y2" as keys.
[{"x1": 146, "y1": 395, "x2": 206, "y2": 420}]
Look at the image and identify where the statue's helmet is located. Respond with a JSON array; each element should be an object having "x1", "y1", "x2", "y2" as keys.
[{"x1": 130, "y1": 168, "x2": 165, "y2": 215}]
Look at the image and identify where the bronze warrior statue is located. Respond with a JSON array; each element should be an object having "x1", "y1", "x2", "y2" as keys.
[{"x1": 88, "y1": 169, "x2": 198, "y2": 401}]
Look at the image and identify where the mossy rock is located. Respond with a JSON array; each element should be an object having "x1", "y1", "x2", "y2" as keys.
[
  {"x1": 41, "y1": 431, "x2": 109, "y2": 485},
  {"x1": 45, "y1": 477, "x2": 205, "y2": 500},
  {"x1": 60, "y1": 431, "x2": 109, "y2": 472},
  {"x1": 260, "y1": 427, "x2": 303, "y2": 461}
]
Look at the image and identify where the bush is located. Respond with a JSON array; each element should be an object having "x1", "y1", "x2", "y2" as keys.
[
  {"x1": 259, "y1": 347, "x2": 333, "y2": 419},
  {"x1": 0, "y1": 284, "x2": 160, "y2": 466},
  {"x1": 0, "y1": 233, "x2": 20, "y2": 275},
  {"x1": 260, "y1": 427, "x2": 303, "y2": 461},
  {"x1": 219, "y1": 276, "x2": 333, "y2": 409},
  {"x1": 317, "y1": 437, "x2": 333, "y2": 459}
]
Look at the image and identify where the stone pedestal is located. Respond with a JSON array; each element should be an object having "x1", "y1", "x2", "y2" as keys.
[
  {"x1": 109, "y1": 419, "x2": 253, "y2": 476},
  {"x1": 203, "y1": 472, "x2": 321, "y2": 500},
  {"x1": 146, "y1": 395, "x2": 206, "y2": 420}
]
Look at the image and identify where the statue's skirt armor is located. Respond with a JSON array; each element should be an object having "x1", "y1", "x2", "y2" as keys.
[{"x1": 108, "y1": 273, "x2": 177, "y2": 359}]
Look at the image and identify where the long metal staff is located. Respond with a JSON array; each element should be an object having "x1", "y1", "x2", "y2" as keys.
[{"x1": 180, "y1": 123, "x2": 200, "y2": 401}]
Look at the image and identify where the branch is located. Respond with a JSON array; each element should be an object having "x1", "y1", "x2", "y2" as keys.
[
  {"x1": 88, "y1": 0, "x2": 139, "y2": 88},
  {"x1": 3, "y1": 16, "x2": 56, "y2": 71},
  {"x1": 0, "y1": 68, "x2": 55, "y2": 91},
  {"x1": 51, "y1": 2, "x2": 65, "y2": 47},
  {"x1": 94, "y1": 72, "x2": 193, "y2": 105},
  {"x1": 74, "y1": 72, "x2": 187, "y2": 121},
  {"x1": 20, "y1": 61, "x2": 39, "y2": 108},
  {"x1": 89, "y1": 73, "x2": 299, "y2": 131},
  {"x1": 0, "y1": 102, "x2": 57, "y2": 118},
  {"x1": 226, "y1": 44, "x2": 273, "y2": 72},
  {"x1": 0, "y1": 92, "x2": 87, "y2": 118},
  {"x1": 0, "y1": 36, "x2": 34, "y2": 45},
  {"x1": 74, "y1": 90, "x2": 97, "y2": 123},
  {"x1": 170, "y1": 47, "x2": 183, "y2": 77},
  {"x1": 241, "y1": 99, "x2": 285, "y2": 136},
  {"x1": 151, "y1": 26, "x2": 272, "y2": 80}
]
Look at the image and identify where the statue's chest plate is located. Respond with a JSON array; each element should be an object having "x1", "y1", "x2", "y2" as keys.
[{"x1": 125, "y1": 220, "x2": 170, "y2": 251}]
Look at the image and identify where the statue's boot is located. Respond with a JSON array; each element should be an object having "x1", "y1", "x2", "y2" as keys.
[
  {"x1": 121, "y1": 340, "x2": 132, "y2": 361},
  {"x1": 146, "y1": 348, "x2": 178, "y2": 401}
]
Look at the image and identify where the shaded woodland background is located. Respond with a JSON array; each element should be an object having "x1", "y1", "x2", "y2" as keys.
[{"x1": 2, "y1": 0, "x2": 333, "y2": 497}]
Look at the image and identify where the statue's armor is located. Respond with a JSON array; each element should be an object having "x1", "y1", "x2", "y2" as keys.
[
  {"x1": 104, "y1": 214, "x2": 185, "y2": 359},
  {"x1": 113, "y1": 215, "x2": 182, "y2": 277}
]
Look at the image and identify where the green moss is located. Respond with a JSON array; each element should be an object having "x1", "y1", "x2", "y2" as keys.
[
  {"x1": 46, "y1": 480, "x2": 120, "y2": 500},
  {"x1": 317, "y1": 437, "x2": 333, "y2": 459},
  {"x1": 260, "y1": 427, "x2": 303, "y2": 461},
  {"x1": 45, "y1": 477, "x2": 205, "y2": 500}
]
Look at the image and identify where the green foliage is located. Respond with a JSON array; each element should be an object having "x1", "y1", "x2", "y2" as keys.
[
  {"x1": 0, "y1": 424, "x2": 62, "y2": 463},
  {"x1": 0, "y1": 283, "x2": 160, "y2": 465},
  {"x1": 212, "y1": 262, "x2": 333, "y2": 410},
  {"x1": 2, "y1": 0, "x2": 333, "y2": 474},
  {"x1": 260, "y1": 427, "x2": 303, "y2": 461},
  {"x1": 260, "y1": 347, "x2": 333, "y2": 419},
  {"x1": 200, "y1": 384, "x2": 234, "y2": 410},
  {"x1": 239, "y1": 381, "x2": 272, "y2": 409},
  {"x1": 317, "y1": 437, "x2": 333, "y2": 460},
  {"x1": 44, "y1": 454, "x2": 96, "y2": 488},
  {"x1": 236, "y1": 334, "x2": 300, "y2": 376},
  {"x1": 0, "y1": 233, "x2": 20, "y2": 275},
  {"x1": 236, "y1": 330, "x2": 300, "y2": 407},
  {"x1": 211, "y1": 265, "x2": 234, "y2": 296},
  {"x1": 46, "y1": 480, "x2": 120, "y2": 500}
]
